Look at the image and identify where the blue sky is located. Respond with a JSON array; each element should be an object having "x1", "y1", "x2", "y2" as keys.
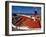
[{"x1": 12, "y1": 6, "x2": 41, "y2": 15}]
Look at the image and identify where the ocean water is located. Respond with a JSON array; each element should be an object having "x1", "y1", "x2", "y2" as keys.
[{"x1": 12, "y1": 13, "x2": 40, "y2": 16}]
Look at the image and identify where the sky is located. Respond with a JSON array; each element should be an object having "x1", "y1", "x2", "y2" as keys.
[{"x1": 12, "y1": 6, "x2": 41, "y2": 15}]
